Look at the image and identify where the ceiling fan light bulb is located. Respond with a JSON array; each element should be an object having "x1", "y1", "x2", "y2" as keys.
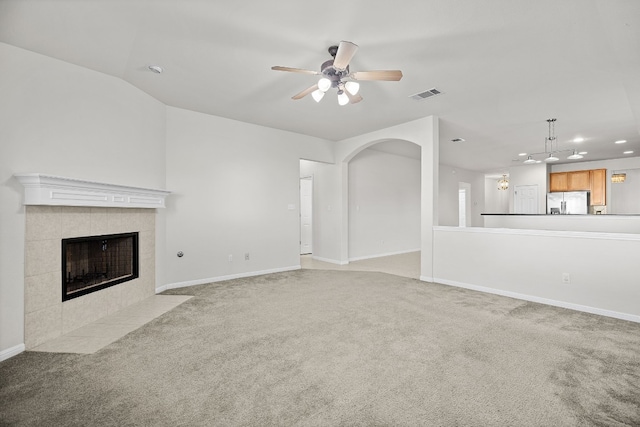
[
  {"x1": 311, "y1": 89, "x2": 325, "y2": 103},
  {"x1": 337, "y1": 91, "x2": 349, "y2": 106},
  {"x1": 345, "y1": 81, "x2": 360, "y2": 95},
  {"x1": 318, "y1": 78, "x2": 331, "y2": 92}
]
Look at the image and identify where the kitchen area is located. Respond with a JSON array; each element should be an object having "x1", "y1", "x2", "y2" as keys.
[
  {"x1": 434, "y1": 157, "x2": 640, "y2": 324},
  {"x1": 481, "y1": 159, "x2": 640, "y2": 234}
]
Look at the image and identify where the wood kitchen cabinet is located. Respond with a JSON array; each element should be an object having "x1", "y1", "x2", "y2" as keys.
[
  {"x1": 589, "y1": 169, "x2": 606, "y2": 205},
  {"x1": 549, "y1": 172, "x2": 568, "y2": 192},
  {"x1": 549, "y1": 168, "x2": 606, "y2": 206},
  {"x1": 567, "y1": 170, "x2": 590, "y2": 190}
]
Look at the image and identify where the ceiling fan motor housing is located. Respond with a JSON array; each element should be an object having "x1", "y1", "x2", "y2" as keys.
[{"x1": 321, "y1": 59, "x2": 349, "y2": 88}]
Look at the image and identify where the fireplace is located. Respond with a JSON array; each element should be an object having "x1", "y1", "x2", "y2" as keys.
[
  {"x1": 15, "y1": 175, "x2": 169, "y2": 349},
  {"x1": 62, "y1": 232, "x2": 139, "y2": 301}
]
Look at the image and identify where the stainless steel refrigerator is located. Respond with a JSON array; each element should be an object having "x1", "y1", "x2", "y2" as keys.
[{"x1": 547, "y1": 191, "x2": 590, "y2": 214}]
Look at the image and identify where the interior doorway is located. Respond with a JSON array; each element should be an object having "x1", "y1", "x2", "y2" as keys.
[
  {"x1": 514, "y1": 184, "x2": 539, "y2": 214},
  {"x1": 458, "y1": 182, "x2": 471, "y2": 227},
  {"x1": 300, "y1": 176, "x2": 313, "y2": 255}
]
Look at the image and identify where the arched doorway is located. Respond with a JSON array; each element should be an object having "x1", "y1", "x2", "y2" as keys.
[{"x1": 347, "y1": 140, "x2": 422, "y2": 263}]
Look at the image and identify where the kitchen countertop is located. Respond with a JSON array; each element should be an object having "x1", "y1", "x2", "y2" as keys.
[{"x1": 481, "y1": 213, "x2": 640, "y2": 216}]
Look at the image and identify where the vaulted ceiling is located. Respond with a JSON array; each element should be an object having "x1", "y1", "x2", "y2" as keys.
[{"x1": 1, "y1": 0, "x2": 639, "y2": 173}]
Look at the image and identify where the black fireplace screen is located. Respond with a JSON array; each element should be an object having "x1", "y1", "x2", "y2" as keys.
[{"x1": 62, "y1": 232, "x2": 139, "y2": 301}]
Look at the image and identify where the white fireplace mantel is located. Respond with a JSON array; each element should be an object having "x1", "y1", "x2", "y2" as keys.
[{"x1": 14, "y1": 173, "x2": 171, "y2": 208}]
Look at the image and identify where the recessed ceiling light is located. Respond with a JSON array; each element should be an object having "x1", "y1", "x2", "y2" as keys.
[
  {"x1": 148, "y1": 65, "x2": 163, "y2": 74},
  {"x1": 615, "y1": 140, "x2": 627, "y2": 144},
  {"x1": 579, "y1": 151, "x2": 588, "y2": 155},
  {"x1": 518, "y1": 152, "x2": 527, "y2": 156},
  {"x1": 623, "y1": 150, "x2": 634, "y2": 154},
  {"x1": 573, "y1": 137, "x2": 584, "y2": 143}
]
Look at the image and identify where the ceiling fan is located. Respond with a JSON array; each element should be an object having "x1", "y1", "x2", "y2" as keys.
[{"x1": 271, "y1": 41, "x2": 403, "y2": 106}]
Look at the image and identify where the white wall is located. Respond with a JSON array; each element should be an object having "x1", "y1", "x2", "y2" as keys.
[
  {"x1": 0, "y1": 43, "x2": 166, "y2": 357},
  {"x1": 163, "y1": 107, "x2": 333, "y2": 287},
  {"x1": 348, "y1": 148, "x2": 421, "y2": 260},
  {"x1": 433, "y1": 227, "x2": 640, "y2": 321},
  {"x1": 484, "y1": 177, "x2": 510, "y2": 214},
  {"x1": 299, "y1": 160, "x2": 342, "y2": 263},
  {"x1": 438, "y1": 164, "x2": 485, "y2": 227}
]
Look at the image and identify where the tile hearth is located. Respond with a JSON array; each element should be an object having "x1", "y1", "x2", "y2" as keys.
[
  {"x1": 30, "y1": 295, "x2": 192, "y2": 354},
  {"x1": 24, "y1": 206, "x2": 157, "y2": 349}
]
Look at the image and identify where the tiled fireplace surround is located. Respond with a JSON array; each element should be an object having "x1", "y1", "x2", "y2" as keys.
[{"x1": 24, "y1": 206, "x2": 156, "y2": 349}]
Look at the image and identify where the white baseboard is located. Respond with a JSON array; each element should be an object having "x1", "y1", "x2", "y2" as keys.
[
  {"x1": 157, "y1": 265, "x2": 301, "y2": 293},
  {"x1": 433, "y1": 277, "x2": 640, "y2": 324},
  {"x1": 310, "y1": 256, "x2": 348, "y2": 265},
  {"x1": 349, "y1": 249, "x2": 420, "y2": 263},
  {"x1": 420, "y1": 275, "x2": 434, "y2": 282},
  {"x1": 0, "y1": 343, "x2": 25, "y2": 362}
]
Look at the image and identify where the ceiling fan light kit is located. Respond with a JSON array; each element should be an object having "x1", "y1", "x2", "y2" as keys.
[
  {"x1": 272, "y1": 40, "x2": 402, "y2": 106},
  {"x1": 311, "y1": 90, "x2": 325, "y2": 103}
]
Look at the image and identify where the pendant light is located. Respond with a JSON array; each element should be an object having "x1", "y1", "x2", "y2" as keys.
[
  {"x1": 497, "y1": 174, "x2": 509, "y2": 190},
  {"x1": 567, "y1": 150, "x2": 583, "y2": 160},
  {"x1": 522, "y1": 118, "x2": 585, "y2": 164}
]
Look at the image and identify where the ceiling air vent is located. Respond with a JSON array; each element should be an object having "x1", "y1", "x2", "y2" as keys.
[{"x1": 410, "y1": 88, "x2": 442, "y2": 101}]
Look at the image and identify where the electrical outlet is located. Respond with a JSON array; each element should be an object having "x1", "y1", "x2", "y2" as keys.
[
  {"x1": 228, "y1": 254, "x2": 233, "y2": 262},
  {"x1": 245, "y1": 253, "x2": 250, "y2": 261},
  {"x1": 562, "y1": 273, "x2": 571, "y2": 284}
]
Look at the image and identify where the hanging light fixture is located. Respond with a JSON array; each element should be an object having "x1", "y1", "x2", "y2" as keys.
[
  {"x1": 522, "y1": 118, "x2": 585, "y2": 164},
  {"x1": 567, "y1": 149, "x2": 583, "y2": 160},
  {"x1": 543, "y1": 118, "x2": 559, "y2": 161},
  {"x1": 497, "y1": 174, "x2": 509, "y2": 190}
]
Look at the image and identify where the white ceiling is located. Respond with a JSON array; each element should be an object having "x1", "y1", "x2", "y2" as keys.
[{"x1": 1, "y1": 0, "x2": 639, "y2": 173}]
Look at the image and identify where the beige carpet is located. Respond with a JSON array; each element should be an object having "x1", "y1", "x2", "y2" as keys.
[{"x1": 1, "y1": 269, "x2": 639, "y2": 426}]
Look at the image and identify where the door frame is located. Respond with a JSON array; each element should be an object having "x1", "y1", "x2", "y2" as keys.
[{"x1": 300, "y1": 176, "x2": 313, "y2": 255}]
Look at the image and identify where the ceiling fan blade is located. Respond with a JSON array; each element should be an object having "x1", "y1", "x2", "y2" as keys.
[
  {"x1": 333, "y1": 41, "x2": 358, "y2": 70},
  {"x1": 350, "y1": 70, "x2": 403, "y2": 81},
  {"x1": 345, "y1": 91, "x2": 363, "y2": 104},
  {"x1": 272, "y1": 66, "x2": 320, "y2": 75},
  {"x1": 292, "y1": 84, "x2": 319, "y2": 100}
]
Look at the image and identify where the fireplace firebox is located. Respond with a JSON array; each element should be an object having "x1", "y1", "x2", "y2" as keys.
[{"x1": 62, "y1": 232, "x2": 139, "y2": 301}]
